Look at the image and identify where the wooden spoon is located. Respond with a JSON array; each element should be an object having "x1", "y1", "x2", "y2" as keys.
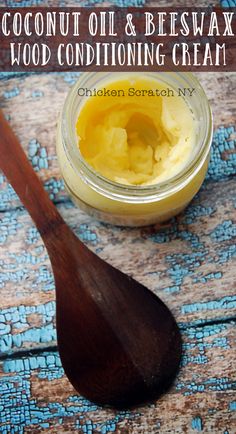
[{"x1": 0, "y1": 110, "x2": 182, "y2": 408}]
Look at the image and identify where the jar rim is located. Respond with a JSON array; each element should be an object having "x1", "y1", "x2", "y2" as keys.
[{"x1": 61, "y1": 72, "x2": 213, "y2": 204}]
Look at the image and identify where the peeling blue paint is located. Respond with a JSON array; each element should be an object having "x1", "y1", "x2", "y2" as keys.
[
  {"x1": 26, "y1": 227, "x2": 40, "y2": 244},
  {"x1": 183, "y1": 322, "x2": 229, "y2": 339},
  {"x1": 0, "y1": 175, "x2": 65, "y2": 210},
  {"x1": 165, "y1": 250, "x2": 206, "y2": 289},
  {"x1": 182, "y1": 204, "x2": 215, "y2": 225},
  {"x1": 75, "y1": 412, "x2": 136, "y2": 434},
  {"x1": 163, "y1": 285, "x2": 180, "y2": 293},
  {"x1": 0, "y1": 246, "x2": 53, "y2": 292},
  {"x1": 0, "y1": 182, "x2": 18, "y2": 212},
  {"x1": 8, "y1": 247, "x2": 45, "y2": 265},
  {"x1": 0, "y1": 268, "x2": 29, "y2": 289},
  {"x1": 193, "y1": 271, "x2": 222, "y2": 284},
  {"x1": 221, "y1": 1, "x2": 236, "y2": 8},
  {"x1": 182, "y1": 296, "x2": 236, "y2": 314},
  {"x1": 44, "y1": 178, "x2": 65, "y2": 201},
  {"x1": 229, "y1": 401, "x2": 236, "y2": 411},
  {"x1": 28, "y1": 139, "x2": 49, "y2": 171},
  {"x1": 62, "y1": 71, "x2": 81, "y2": 85},
  {"x1": 210, "y1": 220, "x2": 236, "y2": 243},
  {"x1": 3, "y1": 87, "x2": 20, "y2": 99},
  {"x1": 216, "y1": 244, "x2": 236, "y2": 264},
  {"x1": 207, "y1": 126, "x2": 236, "y2": 181},
  {"x1": 31, "y1": 90, "x2": 44, "y2": 98},
  {"x1": 0, "y1": 341, "x2": 234, "y2": 431},
  {"x1": 0, "y1": 301, "x2": 56, "y2": 354},
  {"x1": 77, "y1": 224, "x2": 98, "y2": 245},
  {"x1": 191, "y1": 416, "x2": 203, "y2": 431},
  {"x1": 181, "y1": 322, "x2": 231, "y2": 367},
  {"x1": 0, "y1": 350, "x2": 140, "y2": 433},
  {"x1": 0, "y1": 211, "x2": 23, "y2": 244},
  {"x1": 176, "y1": 376, "x2": 236, "y2": 396}
]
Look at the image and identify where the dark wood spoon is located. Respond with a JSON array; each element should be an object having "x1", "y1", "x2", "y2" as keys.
[{"x1": 0, "y1": 110, "x2": 182, "y2": 408}]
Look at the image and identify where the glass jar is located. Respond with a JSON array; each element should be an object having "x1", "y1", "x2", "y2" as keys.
[{"x1": 56, "y1": 72, "x2": 213, "y2": 227}]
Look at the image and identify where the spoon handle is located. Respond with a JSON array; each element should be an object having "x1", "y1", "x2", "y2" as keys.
[{"x1": 0, "y1": 109, "x2": 64, "y2": 237}]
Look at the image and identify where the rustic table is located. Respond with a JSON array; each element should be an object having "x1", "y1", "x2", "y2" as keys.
[{"x1": 0, "y1": 1, "x2": 236, "y2": 433}]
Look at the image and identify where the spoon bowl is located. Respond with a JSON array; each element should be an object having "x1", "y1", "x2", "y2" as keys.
[
  {"x1": 52, "y1": 223, "x2": 181, "y2": 408},
  {"x1": 0, "y1": 110, "x2": 182, "y2": 408}
]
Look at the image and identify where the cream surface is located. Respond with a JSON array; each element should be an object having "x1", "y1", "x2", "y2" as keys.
[{"x1": 76, "y1": 77, "x2": 196, "y2": 186}]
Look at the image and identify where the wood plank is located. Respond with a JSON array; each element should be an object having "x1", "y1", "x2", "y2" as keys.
[
  {"x1": 0, "y1": 320, "x2": 235, "y2": 433},
  {"x1": 0, "y1": 176, "x2": 235, "y2": 355},
  {"x1": 0, "y1": 3, "x2": 235, "y2": 433},
  {"x1": 1, "y1": 71, "x2": 235, "y2": 352}
]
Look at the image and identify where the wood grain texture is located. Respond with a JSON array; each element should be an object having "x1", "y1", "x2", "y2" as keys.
[
  {"x1": 0, "y1": 8, "x2": 236, "y2": 430},
  {"x1": 0, "y1": 321, "x2": 235, "y2": 433},
  {"x1": 0, "y1": 70, "x2": 235, "y2": 430},
  {"x1": 0, "y1": 177, "x2": 235, "y2": 354}
]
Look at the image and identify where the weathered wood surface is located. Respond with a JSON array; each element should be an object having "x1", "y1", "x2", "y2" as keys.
[
  {"x1": 0, "y1": 7, "x2": 236, "y2": 431},
  {"x1": 0, "y1": 177, "x2": 236, "y2": 354},
  {"x1": 0, "y1": 321, "x2": 235, "y2": 433},
  {"x1": 0, "y1": 69, "x2": 235, "y2": 432}
]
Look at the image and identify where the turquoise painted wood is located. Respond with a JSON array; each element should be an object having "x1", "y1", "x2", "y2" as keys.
[{"x1": 0, "y1": 0, "x2": 236, "y2": 433}]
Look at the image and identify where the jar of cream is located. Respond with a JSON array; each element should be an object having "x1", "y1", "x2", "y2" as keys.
[{"x1": 57, "y1": 72, "x2": 213, "y2": 226}]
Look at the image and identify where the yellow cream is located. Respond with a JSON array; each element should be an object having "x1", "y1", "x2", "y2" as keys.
[
  {"x1": 57, "y1": 72, "x2": 212, "y2": 226},
  {"x1": 76, "y1": 77, "x2": 195, "y2": 186}
]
